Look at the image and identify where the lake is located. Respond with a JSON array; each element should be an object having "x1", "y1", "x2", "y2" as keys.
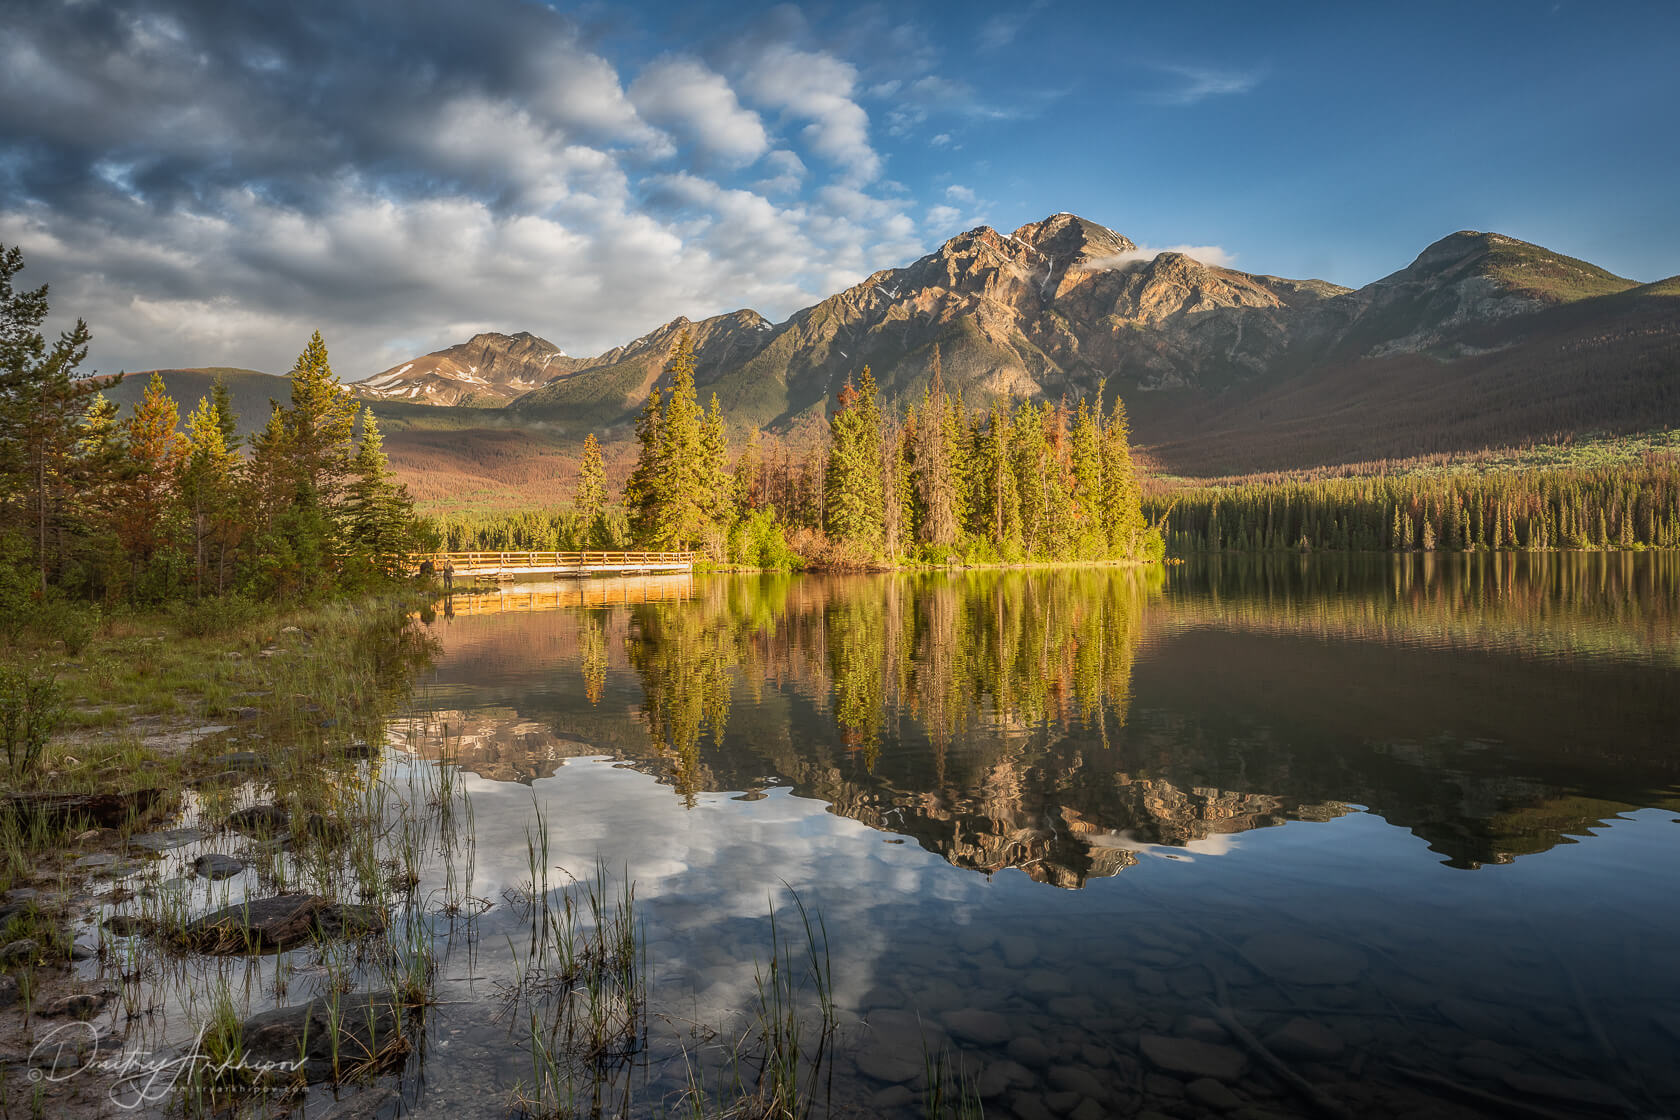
[
  {"x1": 83, "y1": 554, "x2": 1680, "y2": 1118},
  {"x1": 381, "y1": 553, "x2": 1680, "y2": 1118}
]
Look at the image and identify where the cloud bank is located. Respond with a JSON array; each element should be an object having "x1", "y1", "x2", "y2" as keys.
[{"x1": 0, "y1": 0, "x2": 935, "y2": 377}]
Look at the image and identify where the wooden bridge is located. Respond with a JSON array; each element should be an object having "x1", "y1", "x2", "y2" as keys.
[{"x1": 422, "y1": 550, "x2": 697, "y2": 580}]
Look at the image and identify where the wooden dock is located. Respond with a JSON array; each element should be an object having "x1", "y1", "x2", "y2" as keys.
[
  {"x1": 443, "y1": 574, "x2": 695, "y2": 615},
  {"x1": 422, "y1": 550, "x2": 696, "y2": 580}
]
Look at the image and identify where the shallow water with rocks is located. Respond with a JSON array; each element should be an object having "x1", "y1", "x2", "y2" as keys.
[{"x1": 64, "y1": 554, "x2": 1680, "y2": 1117}]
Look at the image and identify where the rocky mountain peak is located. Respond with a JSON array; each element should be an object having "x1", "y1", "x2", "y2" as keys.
[
  {"x1": 356, "y1": 329, "x2": 583, "y2": 406},
  {"x1": 1011, "y1": 213, "x2": 1136, "y2": 262}
]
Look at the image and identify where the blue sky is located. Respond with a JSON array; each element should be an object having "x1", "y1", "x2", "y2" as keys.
[{"x1": 3, "y1": 0, "x2": 1675, "y2": 377}]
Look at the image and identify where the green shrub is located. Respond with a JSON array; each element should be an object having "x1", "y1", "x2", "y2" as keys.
[
  {"x1": 28, "y1": 599, "x2": 100, "y2": 655},
  {"x1": 1139, "y1": 527, "x2": 1167, "y2": 565},
  {"x1": 0, "y1": 665, "x2": 63, "y2": 779},
  {"x1": 729, "y1": 509, "x2": 801, "y2": 571},
  {"x1": 168, "y1": 594, "x2": 264, "y2": 638}
]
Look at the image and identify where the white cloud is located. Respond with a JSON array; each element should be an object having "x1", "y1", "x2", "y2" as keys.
[
  {"x1": 924, "y1": 185, "x2": 989, "y2": 236},
  {"x1": 1145, "y1": 63, "x2": 1263, "y2": 107},
  {"x1": 1, "y1": 0, "x2": 973, "y2": 380},
  {"x1": 976, "y1": 0, "x2": 1051, "y2": 51},
  {"x1": 740, "y1": 45, "x2": 881, "y2": 183},
  {"x1": 925, "y1": 204, "x2": 961, "y2": 229},
  {"x1": 753, "y1": 150, "x2": 808, "y2": 195},
  {"x1": 1082, "y1": 244, "x2": 1237, "y2": 271},
  {"x1": 630, "y1": 57, "x2": 770, "y2": 166}
]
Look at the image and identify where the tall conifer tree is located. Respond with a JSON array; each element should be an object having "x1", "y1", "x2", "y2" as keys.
[
  {"x1": 914, "y1": 346, "x2": 958, "y2": 547},
  {"x1": 576, "y1": 432, "x2": 607, "y2": 545}
]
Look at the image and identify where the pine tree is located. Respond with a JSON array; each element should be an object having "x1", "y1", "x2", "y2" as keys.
[
  {"x1": 624, "y1": 389, "x2": 664, "y2": 544},
  {"x1": 733, "y1": 429, "x2": 763, "y2": 516},
  {"x1": 1100, "y1": 393, "x2": 1147, "y2": 559},
  {"x1": 913, "y1": 346, "x2": 958, "y2": 547},
  {"x1": 346, "y1": 409, "x2": 416, "y2": 576},
  {"x1": 1069, "y1": 397, "x2": 1103, "y2": 555},
  {"x1": 652, "y1": 335, "x2": 708, "y2": 550},
  {"x1": 575, "y1": 432, "x2": 607, "y2": 546},
  {"x1": 967, "y1": 403, "x2": 1020, "y2": 551},
  {"x1": 181, "y1": 394, "x2": 238, "y2": 593},
  {"x1": 282, "y1": 331, "x2": 359, "y2": 517},
  {"x1": 246, "y1": 403, "x2": 291, "y2": 533},
  {"x1": 625, "y1": 333, "x2": 714, "y2": 551},
  {"x1": 823, "y1": 368, "x2": 885, "y2": 548},
  {"x1": 1036, "y1": 400, "x2": 1076, "y2": 558},
  {"x1": 699, "y1": 393, "x2": 732, "y2": 554},
  {"x1": 210, "y1": 373, "x2": 241, "y2": 452},
  {"x1": 1010, "y1": 400, "x2": 1050, "y2": 555},
  {"x1": 0, "y1": 244, "x2": 102, "y2": 591},
  {"x1": 881, "y1": 416, "x2": 913, "y2": 558},
  {"x1": 117, "y1": 372, "x2": 188, "y2": 586}
]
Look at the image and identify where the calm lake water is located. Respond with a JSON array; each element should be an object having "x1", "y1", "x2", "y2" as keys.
[
  {"x1": 376, "y1": 554, "x2": 1680, "y2": 1119},
  {"x1": 83, "y1": 554, "x2": 1680, "y2": 1119}
]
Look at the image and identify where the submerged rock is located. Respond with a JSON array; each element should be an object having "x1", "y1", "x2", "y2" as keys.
[
  {"x1": 1240, "y1": 933, "x2": 1368, "y2": 986},
  {"x1": 1186, "y1": 1077, "x2": 1241, "y2": 1111},
  {"x1": 227, "y1": 804, "x2": 289, "y2": 834},
  {"x1": 1139, "y1": 1034, "x2": 1247, "y2": 1081},
  {"x1": 104, "y1": 914, "x2": 149, "y2": 937},
  {"x1": 0, "y1": 938, "x2": 40, "y2": 966},
  {"x1": 240, "y1": 993, "x2": 413, "y2": 1084},
  {"x1": 192, "y1": 853, "x2": 246, "y2": 881},
  {"x1": 854, "y1": 1046, "x2": 923, "y2": 1086},
  {"x1": 1263, "y1": 1017, "x2": 1345, "y2": 1061},
  {"x1": 182, "y1": 894, "x2": 385, "y2": 953},
  {"x1": 943, "y1": 1007, "x2": 1013, "y2": 1046},
  {"x1": 129, "y1": 827, "x2": 205, "y2": 852},
  {"x1": 2, "y1": 789, "x2": 165, "y2": 828},
  {"x1": 38, "y1": 991, "x2": 110, "y2": 1019}
]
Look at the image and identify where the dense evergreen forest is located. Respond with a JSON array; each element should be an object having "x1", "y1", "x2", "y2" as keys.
[
  {"x1": 441, "y1": 333, "x2": 1164, "y2": 569},
  {"x1": 0, "y1": 246, "x2": 428, "y2": 635},
  {"x1": 1149, "y1": 461, "x2": 1680, "y2": 553}
]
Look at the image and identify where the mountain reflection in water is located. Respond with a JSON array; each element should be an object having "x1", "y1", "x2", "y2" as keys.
[{"x1": 407, "y1": 553, "x2": 1680, "y2": 885}]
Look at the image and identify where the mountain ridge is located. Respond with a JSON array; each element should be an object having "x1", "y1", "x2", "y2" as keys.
[
  {"x1": 426, "y1": 215, "x2": 1646, "y2": 434},
  {"x1": 110, "y1": 214, "x2": 1678, "y2": 501}
]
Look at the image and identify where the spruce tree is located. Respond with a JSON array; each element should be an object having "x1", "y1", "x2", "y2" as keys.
[
  {"x1": 823, "y1": 368, "x2": 885, "y2": 548},
  {"x1": 576, "y1": 432, "x2": 607, "y2": 546},
  {"x1": 651, "y1": 334, "x2": 708, "y2": 550},
  {"x1": 346, "y1": 409, "x2": 416, "y2": 576},
  {"x1": 1069, "y1": 397, "x2": 1104, "y2": 554},
  {"x1": 913, "y1": 346, "x2": 958, "y2": 547},
  {"x1": 210, "y1": 373, "x2": 241, "y2": 452},
  {"x1": 283, "y1": 331, "x2": 359, "y2": 518},
  {"x1": 1100, "y1": 393, "x2": 1146, "y2": 559},
  {"x1": 699, "y1": 392, "x2": 732, "y2": 552},
  {"x1": 624, "y1": 389, "x2": 664, "y2": 545},
  {"x1": 1010, "y1": 400, "x2": 1050, "y2": 555}
]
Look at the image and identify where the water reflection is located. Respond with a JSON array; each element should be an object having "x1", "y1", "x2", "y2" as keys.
[{"x1": 414, "y1": 554, "x2": 1680, "y2": 882}]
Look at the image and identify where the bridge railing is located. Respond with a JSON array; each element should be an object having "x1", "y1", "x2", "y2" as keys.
[{"x1": 419, "y1": 550, "x2": 697, "y2": 570}]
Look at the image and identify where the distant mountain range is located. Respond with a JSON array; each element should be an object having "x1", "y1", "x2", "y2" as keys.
[{"x1": 107, "y1": 213, "x2": 1679, "y2": 500}]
